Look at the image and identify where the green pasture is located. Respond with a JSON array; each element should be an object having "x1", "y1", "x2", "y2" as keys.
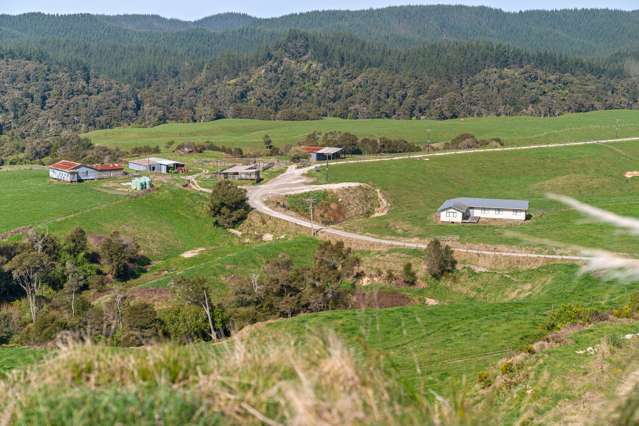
[
  {"x1": 0, "y1": 346, "x2": 46, "y2": 375},
  {"x1": 85, "y1": 110, "x2": 639, "y2": 152},
  {"x1": 132, "y1": 236, "x2": 319, "y2": 293},
  {"x1": 268, "y1": 263, "x2": 639, "y2": 392},
  {"x1": 0, "y1": 169, "x2": 121, "y2": 234},
  {"x1": 314, "y1": 140, "x2": 639, "y2": 254},
  {"x1": 46, "y1": 187, "x2": 230, "y2": 260}
]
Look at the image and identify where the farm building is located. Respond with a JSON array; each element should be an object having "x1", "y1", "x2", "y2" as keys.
[
  {"x1": 302, "y1": 146, "x2": 345, "y2": 161},
  {"x1": 49, "y1": 161, "x2": 125, "y2": 182},
  {"x1": 218, "y1": 164, "x2": 262, "y2": 182},
  {"x1": 128, "y1": 158, "x2": 186, "y2": 174},
  {"x1": 438, "y1": 198, "x2": 529, "y2": 223}
]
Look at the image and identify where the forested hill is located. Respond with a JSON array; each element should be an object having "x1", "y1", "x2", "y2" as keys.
[
  {"x1": 1, "y1": 7, "x2": 639, "y2": 139},
  {"x1": 4, "y1": 6, "x2": 639, "y2": 58},
  {"x1": 1, "y1": 30, "x2": 638, "y2": 139},
  {"x1": 231, "y1": 6, "x2": 639, "y2": 57}
]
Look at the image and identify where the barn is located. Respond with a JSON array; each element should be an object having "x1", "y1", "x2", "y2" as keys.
[
  {"x1": 49, "y1": 161, "x2": 125, "y2": 182},
  {"x1": 128, "y1": 158, "x2": 185, "y2": 174},
  {"x1": 438, "y1": 198, "x2": 529, "y2": 223},
  {"x1": 218, "y1": 164, "x2": 262, "y2": 182},
  {"x1": 302, "y1": 146, "x2": 345, "y2": 161}
]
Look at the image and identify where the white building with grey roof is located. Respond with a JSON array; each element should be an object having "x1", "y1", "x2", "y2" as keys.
[{"x1": 438, "y1": 198, "x2": 529, "y2": 223}]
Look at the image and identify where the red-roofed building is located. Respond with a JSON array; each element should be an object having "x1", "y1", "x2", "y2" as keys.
[{"x1": 49, "y1": 161, "x2": 125, "y2": 182}]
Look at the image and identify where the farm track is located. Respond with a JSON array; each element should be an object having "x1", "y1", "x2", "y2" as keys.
[{"x1": 192, "y1": 136, "x2": 639, "y2": 261}]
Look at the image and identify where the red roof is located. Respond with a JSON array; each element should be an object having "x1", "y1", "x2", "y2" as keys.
[
  {"x1": 301, "y1": 146, "x2": 323, "y2": 153},
  {"x1": 92, "y1": 163, "x2": 123, "y2": 171},
  {"x1": 49, "y1": 160, "x2": 82, "y2": 172}
]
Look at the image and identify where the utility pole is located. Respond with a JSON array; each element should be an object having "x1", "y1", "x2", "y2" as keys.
[
  {"x1": 306, "y1": 197, "x2": 316, "y2": 236},
  {"x1": 325, "y1": 155, "x2": 329, "y2": 183},
  {"x1": 616, "y1": 119, "x2": 621, "y2": 139}
]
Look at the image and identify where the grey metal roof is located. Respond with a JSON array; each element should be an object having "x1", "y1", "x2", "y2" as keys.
[
  {"x1": 438, "y1": 198, "x2": 529, "y2": 212},
  {"x1": 148, "y1": 157, "x2": 184, "y2": 166},
  {"x1": 220, "y1": 164, "x2": 260, "y2": 174},
  {"x1": 317, "y1": 147, "x2": 343, "y2": 155},
  {"x1": 130, "y1": 158, "x2": 183, "y2": 167}
]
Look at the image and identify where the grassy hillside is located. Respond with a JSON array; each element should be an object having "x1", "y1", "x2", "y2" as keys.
[
  {"x1": 0, "y1": 169, "x2": 122, "y2": 234},
  {"x1": 313, "y1": 139, "x2": 639, "y2": 253},
  {"x1": 0, "y1": 346, "x2": 46, "y2": 375},
  {"x1": 3, "y1": 263, "x2": 639, "y2": 423},
  {"x1": 265, "y1": 263, "x2": 638, "y2": 391},
  {"x1": 84, "y1": 110, "x2": 639, "y2": 152}
]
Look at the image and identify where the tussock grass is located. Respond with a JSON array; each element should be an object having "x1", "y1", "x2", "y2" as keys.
[{"x1": 0, "y1": 332, "x2": 479, "y2": 425}]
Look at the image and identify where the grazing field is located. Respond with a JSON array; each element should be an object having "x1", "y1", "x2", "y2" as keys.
[
  {"x1": 85, "y1": 110, "x2": 639, "y2": 152},
  {"x1": 314, "y1": 140, "x2": 639, "y2": 254},
  {"x1": 0, "y1": 346, "x2": 46, "y2": 375},
  {"x1": 46, "y1": 187, "x2": 232, "y2": 260},
  {"x1": 267, "y1": 263, "x2": 639, "y2": 392},
  {"x1": 0, "y1": 169, "x2": 122, "y2": 235},
  {"x1": 132, "y1": 236, "x2": 319, "y2": 294}
]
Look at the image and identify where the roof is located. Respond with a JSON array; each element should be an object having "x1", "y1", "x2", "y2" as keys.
[
  {"x1": 220, "y1": 164, "x2": 260, "y2": 174},
  {"x1": 49, "y1": 160, "x2": 82, "y2": 172},
  {"x1": 92, "y1": 163, "x2": 123, "y2": 171},
  {"x1": 129, "y1": 159, "x2": 155, "y2": 166},
  {"x1": 301, "y1": 146, "x2": 343, "y2": 155},
  {"x1": 317, "y1": 147, "x2": 343, "y2": 155},
  {"x1": 129, "y1": 158, "x2": 184, "y2": 167},
  {"x1": 148, "y1": 157, "x2": 184, "y2": 166},
  {"x1": 301, "y1": 146, "x2": 323, "y2": 153},
  {"x1": 438, "y1": 198, "x2": 529, "y2": 212}
]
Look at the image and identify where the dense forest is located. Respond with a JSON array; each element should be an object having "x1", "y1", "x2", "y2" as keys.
[{"x1": 0, "y1": 7, "x2": 639, "y2": 139}]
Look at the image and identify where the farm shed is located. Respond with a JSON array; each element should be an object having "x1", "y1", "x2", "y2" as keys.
[
  {"x1": 302, "y1": 146, "x2": 345, "y2": 161},
  {"x1": 438, "y1": 198, "x2": 529, "y2": 223},
  {"x1": 218, "y1": 164, "x2": 262, "y2": 182},
  {"x1": 92, "y1": 164, "x2": 126, "y2": 179},
  {"x1": 49, "y1": 161, "x2": 124, "y2": 182},
  {"x1": 128, "y1": 158, "x2": 185, "y2": 174}
]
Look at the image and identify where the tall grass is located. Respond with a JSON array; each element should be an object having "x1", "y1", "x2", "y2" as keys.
[{"x1": 0, "y1": 332, "x2": 486, "y2": 425}]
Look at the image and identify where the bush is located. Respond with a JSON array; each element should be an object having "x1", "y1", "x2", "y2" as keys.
[
  {"x1": 425, "y1": 239, "x2": 457, "y2": 279},
  {"x1": 0, "y1": 309, "x2": 18, "y2": 344},
  {"x1": 18, "y1": 310, "x2": 69, "y2": 344},
  {"x1": 208, "y1": 181, "x2": 251, "y2": 228},
  {"x1": 543, "y1": 304, "x2": 597, "y2": 331},
  {"x1": 159, "y1": 305, "x2": 211, "y2": 342},
  {"x1": 121, "y1": 302, "x2": 162, "y2": 346},
  {"x1": 402, "y1": 263, "x2": 418, "y2": 286},
  {"x1": 612, "y1": 291, "x2": 639, "y2": 318}
]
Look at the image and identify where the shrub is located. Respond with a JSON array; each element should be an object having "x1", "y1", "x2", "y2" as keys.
[
  {"x1": 612, "y1": 291, "x2": 639, "y2": 318},
  {"x1": 402, "y1": 262, "x2": 418, "y2": 286},
  {"x1": 99, "y1": 232, "x2": 145, "y2": 281},
  {"x1": 208, "y1": 181, "x2": 251, "y2": 228},
  {"x1": 159, "y1": 305, "x2": 210, "y2": 342},
  {"x1": 0, "y1": 309, "x2": 18, "y2": 344},
  {"x1": 477, "y1": 371, "x2": 493, "y2": 389},
  {"x1": 18, "y1": 310, "x2": 69, "y2": 344},
  {"x1": 543, "y1": 304, "x2": 597, "y2": 331},
  {"x1": 120, "y1": 302, "x2": 162, "y2": 346},
  {"x1": 425, "y1": 239, "x2": 457, "y2": 279}
]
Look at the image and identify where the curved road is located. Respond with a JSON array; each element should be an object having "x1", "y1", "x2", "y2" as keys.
[{"x1": 205, "y1": 136, "x2": 639, "y2": 261}]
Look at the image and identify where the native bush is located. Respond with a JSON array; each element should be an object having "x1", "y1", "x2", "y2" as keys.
[
  {"x1": 425, "y1": 239, "x2": 457, "y2": 279},
  {"x1": 208, "y1": 180, "x2": 251, "y2": 228}
]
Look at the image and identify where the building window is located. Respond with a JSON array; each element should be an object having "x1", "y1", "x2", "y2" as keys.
[
  {"x1": 495, "y1": 209, "x2": 503, "y2": 215},
  {"x1": 481, "y1": 208, "x2": 489, "y2": 215},
  {"x1": 446, "y1": 210, "x2": 456, "y2": 218}
]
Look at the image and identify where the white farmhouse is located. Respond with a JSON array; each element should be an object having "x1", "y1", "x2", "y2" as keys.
[{"x1": 438, "y1": 198, "x2": 529, "y2": 223}]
